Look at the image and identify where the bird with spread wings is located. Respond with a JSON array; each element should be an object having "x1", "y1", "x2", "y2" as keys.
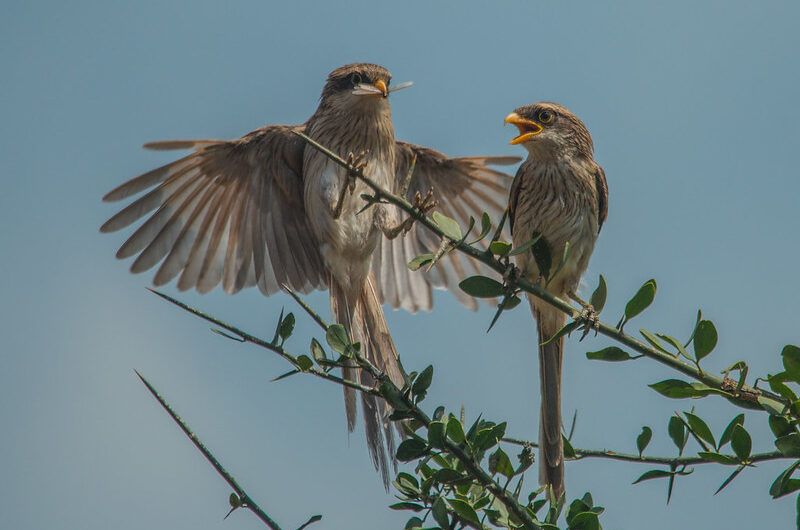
[{"x1": 101, "y1": 63, "x2": 519, "y2": 487}]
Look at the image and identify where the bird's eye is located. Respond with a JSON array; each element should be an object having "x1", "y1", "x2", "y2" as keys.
[
  {"x1": 351, "y1": 73, "x2": 363, "y2": 86},
  {"x1": 539, "y1": 111, "x2": 554, "y2": 124}
]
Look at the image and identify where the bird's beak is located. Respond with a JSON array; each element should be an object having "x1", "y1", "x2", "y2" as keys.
[
  {"x1": 504, "y1": 113, "x2": 542, "y2": 145},
  {"x1": 373, "y1": 79, "x2": 388, "y2": 97}
]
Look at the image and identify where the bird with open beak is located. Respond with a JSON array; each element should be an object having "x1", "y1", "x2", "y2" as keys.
[
  {"x1": 100, "y1": 63, "x2": 519, "y2": 488},
  {"x1": 504, "y1": 102, "x2": 608, "y2": 497}
]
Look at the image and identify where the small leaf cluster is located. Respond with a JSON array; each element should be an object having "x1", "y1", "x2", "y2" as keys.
[{"x1": 390, "y1": 404, "x2": 605, "y2": 529}]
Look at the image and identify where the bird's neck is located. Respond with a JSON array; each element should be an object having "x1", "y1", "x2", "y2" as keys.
[{"x1": 308, "y1": 102, "x2": 395, "y2": 160}]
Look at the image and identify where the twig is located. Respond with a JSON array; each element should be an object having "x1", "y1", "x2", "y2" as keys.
[
  {"x1": 293, "y1": 132, "x2": 789, "y2": 414},
  {"x1": 147, "y1": 289, "x2": 380, "y2": 397},
  {"x1": 502, "y1": 437, "x2": 785, "y2": 466},
  {"x1": 135, "y1": 371, "x2": 286, "y2": 529},
  {"x1": 150, "y1": 287, "x2": 539, "y2": 529}
]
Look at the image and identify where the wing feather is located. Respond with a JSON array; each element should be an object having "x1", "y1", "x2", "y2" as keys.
[
  {"x1": 372, "y1": 142, "x2": 519, "y2": 312},
  {"x1": 101, "y1": 125, "x2": 327, "y2": 295}
]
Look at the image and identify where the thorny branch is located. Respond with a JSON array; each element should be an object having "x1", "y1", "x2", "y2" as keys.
[{"x1": 293, "y1": 131, "x2": 789, "y2": 415}]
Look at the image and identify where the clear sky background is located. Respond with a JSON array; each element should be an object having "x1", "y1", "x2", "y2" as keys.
[{"x1": 2, "y1": 1, "x2": 799, "y2": 528}]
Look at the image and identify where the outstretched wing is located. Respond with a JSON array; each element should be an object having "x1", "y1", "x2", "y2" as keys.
[
  {"x1": 101, "y1": 125, "x2": 327, "y2": 296},
  {"x1": 371, "y1": 141, "x2": 519, "y2": 312}
]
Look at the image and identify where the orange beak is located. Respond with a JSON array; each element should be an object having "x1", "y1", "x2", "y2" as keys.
[
  {"x1": 504, "y1": 112, "x2": 542, "y2": 145},
  {"x1": 373, "y1": 79, "x2": 388, "y2": 97}
]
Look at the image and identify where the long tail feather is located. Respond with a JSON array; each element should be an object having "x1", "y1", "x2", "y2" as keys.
[
  {"x1": 329, "y1": 271, "x2": 404, "y2": 489},
  {"x1": 535, "y1": 305, "x2": 565, "y2": 497}
]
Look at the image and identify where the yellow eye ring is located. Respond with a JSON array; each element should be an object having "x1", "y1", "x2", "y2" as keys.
[
  {"x1": 351, "y1": 73, "x2": 363, "y2": 86},
  {"x1": 539, "y1": 111, "x2": 554, "y2": 124}
]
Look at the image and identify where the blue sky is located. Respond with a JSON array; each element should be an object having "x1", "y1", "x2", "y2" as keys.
[{"x1": 2, "y1": 1, "x2": 800, "y2": 528}]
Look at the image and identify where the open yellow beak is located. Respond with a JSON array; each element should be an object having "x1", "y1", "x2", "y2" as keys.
[
  {"x1": 504, "y1": 112, "x2": 542, "y2": 145},
  {"x1": 373, "y1": 79, "x2": 388, "y2": 97}
]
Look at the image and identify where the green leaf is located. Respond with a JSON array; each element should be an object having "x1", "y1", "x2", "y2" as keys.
[
  {"x1": 568, "y1": 511, "x2": 600, "y2": 530},
  {"x1": 759, "y1": 395, "x2": 787, "y2": 416},
  {"x1": 434, "y1": 468, "x2": 465, "y2": 484},
  {"x1": 407, "y1": 253, "x2": 434, "y2": 271},
  {"x1": 586, "y1": 346, "x2": 632, "y2": 362},
  {"x1": 278, "y1": 312, "x2": 295, "y2": 341},
  {"x1": 730, "y1": 424, "x2": 751, "y2": 460},
  {"x1": 541, "y1": 321, "x2": 578, "y2": 346},
  {"x1": 624, "y1": 279, "x2": 657, "y2": 321},
  {"x1": 508, "y1": 232, "x2": 543, "y2": 256},
  {"x1": 404, "y1": 516, "x2": 423, "y2": 530},
  {"x1": 489, "y1": 240, "x2": 512, "y2": 256},
  {"x1": 467, "y1": 212, "x2": 493, "y2": 245},
  {"x1": 693, "y1": 320, "x2": 718, "y2": 362},
  {"x1": 719, "y1": 414, "x2": 745, "y2": 448},
  {"x1": 433, "y1": 211, "x2": 462, "y2": 240},
  {"x1": 640, "y1": 329, "x2": 671, "y2": 354},
  {"x1": 428, "y1": 421, "x2": 446, "y2": 449},
  {"x1": 296, "y1": 355, "x2": 313, "y2": 372},
  {"x1": 657, "y1": 333, "x2": 692, "y2": 360},
  {"x1": 396, "y1": 439, "x2": 428, "y2": 461},
  {"x1": 458, "y1": 275, "x2": 504, "y2": 298},
  {"x1": 447, "y1": 499, "x2": 481, "y2": 526},
  {"x1": 589, "y1": 275, "x2": 607, "y2": 314},
  {"x1": 531, "y1": 232, "x2": 552, "y2": 280},
  {"x1": 472, "y1": 422, "x2": 506, "y2": 452},
  {"x1": 547, "y1": 241, "x2": 571, "y2": 287},
  {"x1": 684, "y1": 412, "x2": 716, "y2": 450},
  {"x1": 325, "y1": 324, "x2": 350, "y2": 354},
  {"x1": 566, "y1": 498, "x2": 591, "y2": 525},
  {"x1": 698, "y1": 452, "x2": 739, "y2": 465},
  {"x1": 633, "y1": 469, "x2": 673, "y2": 484},
  {"x1": 783, "y1": 345, "x2": 800, "y2": 382},
  {"x1": 412, "y1": 365, "x2": 433, "y2": 399},
  {"x1": 776, "y1": 434, "x2": 800, "y2": 457},
  {"x1": 447, "y1": 414, "x2": 466, "y2": 444},
  {"x1": 637, "y1": 426, "x2": 652, "y2": 456},
  {"x1": 769, "y1": 415, "x2": 795, "y2": 438},
  {"x1": 389, "y1": 502, "x2": 424, "y2": 512},
  {"x1": 768, "y1": 373, "x2": 798, "y2": 401},
  {"x1": 310, "y1": 338, "x2": 327, "y2": 364},
  {"x1": 668, "y1": 416, "x2": 686, "y2": 452},
  {"x1": 431, "y1": 497, "x2": 449, "y2": 528},
  {"x1": 394, "y1": 472, "x2": 420, "y2": 495},
  {"x1": 649, "y1": 379, "x2": 716, "y2": 399},
  {"x1": 563, "y1": 435, "x2": 576, "y2": 459},
  {"x1": 770, "y1": 460, "x2": 800, "y2": 499},
  {"x1": 685, "y1": 309, "x2": 703, "y2": 347},
  {"x1": 489, "y1": 448, "x2": 515, "y2": 479}
]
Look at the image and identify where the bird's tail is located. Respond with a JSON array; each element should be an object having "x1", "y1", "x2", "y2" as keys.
[
  {"x1": 535, "y1": 304, "x2": 566, "y2": 497},
  {"x1": 329, "y1": 270, "x2": 404, "y2": 488}
]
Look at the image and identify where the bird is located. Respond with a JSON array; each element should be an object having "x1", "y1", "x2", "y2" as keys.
[
  {"x1": 504, "y1": 102, "x2": 608, "y2": 497},
  {"x1": 100, "y1": 63, "x2": 519, "y2": 487}
]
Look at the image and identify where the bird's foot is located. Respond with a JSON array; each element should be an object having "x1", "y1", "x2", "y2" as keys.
[
  {"x1": 503, "y1": 262, "x2": 520, "y2": 284},
  {"x1": 333, "y1": 151, "x2": 367, "y2": 219},
  {"x1": 382, "y1": 188, "x2": 438, "y2": 239},
  {"x1": 570, "y1": 291, "x2": 599, "y2": 340}
]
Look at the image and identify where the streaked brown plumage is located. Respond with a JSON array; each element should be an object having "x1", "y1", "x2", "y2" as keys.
[
  {"x1": 505, "y1": 102, "x2": 608, "y2": 496},
  {"x1": 101, "y1": 63, "x2": 519, "y2": 487}
]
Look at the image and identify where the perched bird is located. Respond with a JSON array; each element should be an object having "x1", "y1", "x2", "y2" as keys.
[
  {"x1": 504, "y1": 102, "x2": 608, "y2": 496},
  {"x1": 101, "y1": 63, "x2": 518, "y2": 487}
]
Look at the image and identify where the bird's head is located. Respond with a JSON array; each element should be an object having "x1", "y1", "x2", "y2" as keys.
[
  {"x1": 504, "y1": 102, "x2": 593, "y2": 160},
  {"x1": 320, "y1": 63, "x2": 412, "y2": 113}
]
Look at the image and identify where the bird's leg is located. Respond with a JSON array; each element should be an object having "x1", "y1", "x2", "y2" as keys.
[
  {"x1": 380, "y1": 188, "x2": 438, "y2": 240},
  {"x1": 502, "y1": 260, "x2": 519, "y2": 285},
  {"x1": 569, "y1": 290, "x2": 599, "y2": 340},
  {"x1": 333, "y1": 151, "x2": 367, "y2": 219}
]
